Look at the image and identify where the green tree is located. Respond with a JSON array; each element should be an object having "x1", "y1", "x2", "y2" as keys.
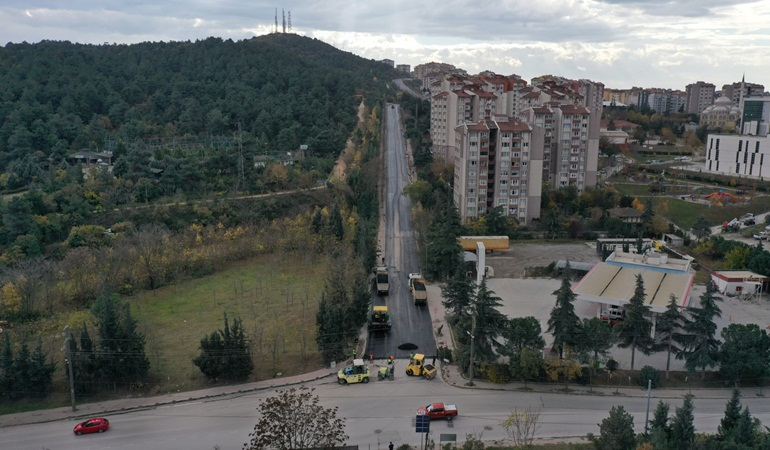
[
  {"x1": 647, "y1": 400, "x2": 671, "y2": 449},
  {"x1": 669, "y1": 395, "x2": 696, "y2": 450},
  {"x1": 93, "y1": 293, "x2": 150, "y2": 389},
  {"x1": 194, "y1": 313, "x2": 254, "y2": 381},
  {"x1": 588, "y1": 405, "x2": 636, "y2": 450},
  {"x1": 655, "y1": 295, "x2": 685, "y2": 380},
  {"x1": 0, "y1": 335, "x2": 14, "y2": 401},
  {"x1": 441, "y1": 266, "x2": 475, "y2": 319},
  {"x1": 426, "y1": 196, "x2": 463, "y2": 280},
  {"x1": 691, "y1": 216, "x2": 712, "y2": 243},
  {"x1": 575, "y1": 317, "x2": 614, "y2": 368},
  {"x1": 679, "y1": 282, "x2": 722, "y2": 380},
  {"x1": 469, "y1": 279, "x2": 508, "y2": 363},
  {"x1": 718, "y1": 388, "x2": 743, "y2": 442},
  {"x1": 504, "y1": 316, "x2": 546, "y2": 355},
  {"x1": 28, "y1": 337, "x2": 56, "y2": 399},
  {"x1": 614, "y1": 274, "x2": 654, "y2": 370},
  {"x1": 244, "y1": 387, "x2": 347, "y2": 450},
  {"x1": 547, "y1": 267, "x2": 582, "y2": 359},
  {"x1": 719, "y1": 324, "x2": 770, "y2": 386}
]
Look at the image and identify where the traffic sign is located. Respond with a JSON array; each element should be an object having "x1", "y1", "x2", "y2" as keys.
[{"x1": 415, "y1": 414, "x2": 430, "y2": 433}]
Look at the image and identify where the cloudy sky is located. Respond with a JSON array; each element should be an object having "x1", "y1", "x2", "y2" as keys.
[{"x1": 3, "y1": 1, "x2": 769, "y2": 90}]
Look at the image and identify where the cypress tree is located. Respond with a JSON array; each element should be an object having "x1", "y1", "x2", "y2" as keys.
[
  {"x1": 679, "y1": 281, "x2": 722, "y2": 380},
  {"x1": 669, "y1": 395, "x2": 696, "y2": 450},
  {"x1": 547, "y1": 265, "x2": 581, "y2": 359},
  {"x1": 614, "y1": 274, "x2": 654, "y2": 370}
]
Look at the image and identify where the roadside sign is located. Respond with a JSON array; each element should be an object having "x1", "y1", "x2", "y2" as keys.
[{"x1": 415, "y1": 415, "x2": 430, "y2": 433}]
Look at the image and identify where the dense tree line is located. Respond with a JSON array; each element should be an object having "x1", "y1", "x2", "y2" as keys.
[
  {"x1": 590, "y1": 390, "x2": 770, "y2": 449},
  {"x1": 67, "y1": 294, "x2": 149, "y2": 395},
  {"x1": 0, "y1": 335, "x2": 56, "y2": 401}
]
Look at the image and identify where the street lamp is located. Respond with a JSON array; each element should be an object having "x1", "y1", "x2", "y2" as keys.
[{"x1": 466, "y1": 310, "x2": 476, "y2": 387}]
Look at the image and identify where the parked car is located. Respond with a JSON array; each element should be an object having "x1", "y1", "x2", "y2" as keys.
[{"x1": 73, "y1": 417, "x2": 110, "y2": 435}]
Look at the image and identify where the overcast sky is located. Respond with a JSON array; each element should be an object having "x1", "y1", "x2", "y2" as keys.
[{"x1": 3, "y1": 1, "x2": 769, "y2": 91}]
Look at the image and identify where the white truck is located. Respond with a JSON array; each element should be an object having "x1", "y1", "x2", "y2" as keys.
[{"x1": 374, "y1": 265, "x2": 389, "y2": 295}]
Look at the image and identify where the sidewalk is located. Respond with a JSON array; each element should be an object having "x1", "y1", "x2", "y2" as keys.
[{"x1": 0, "y1": 368, "x2": 336, "y2": 428}]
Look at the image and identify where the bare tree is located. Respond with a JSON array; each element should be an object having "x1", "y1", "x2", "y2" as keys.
[
  {"x1": 131, "y1": 224, "x2": 170, "y2": 290},
  {"x1": 500, "y1": 406, "x2": 542, "y2": 447},
  {"x1": 243, "y1": 387, "x2": 347, "y2": 450},
  {"x1": 3, "y1": 256, "x2": 45, "y2": 317}
]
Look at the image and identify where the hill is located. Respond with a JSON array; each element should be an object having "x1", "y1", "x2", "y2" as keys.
[{"x1": 0, "y1": 33, "x2": 398, "y2": 186}]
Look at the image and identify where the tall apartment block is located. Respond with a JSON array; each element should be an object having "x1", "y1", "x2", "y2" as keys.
[
  {"x1": 685, "y1": 81, "x2": 715, "y2": 114},
  {"x1": 453, "y1": 117, "x2": 543, "y2": 225},
  {"x1": 429, "y1": 73, "x2": 603, "y2": 225},
  {"x1": 722, "y1": 81, "x2": 765, "y2": 105}
]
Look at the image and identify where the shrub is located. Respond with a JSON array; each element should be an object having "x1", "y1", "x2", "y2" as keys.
[
  {"x1": 638, "y1": 365, "x2": 660, "y2": 388},
  {"x1": 482, "y1": 362, "x2": 511, "y2": 384},
  {"x1": 606, "y1": 359, "x2": 619, "y2": 372}
]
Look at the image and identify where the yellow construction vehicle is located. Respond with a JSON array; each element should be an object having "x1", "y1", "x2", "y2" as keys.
[
  {"x1": 337, "y1": 359, "x2": 371, "y2": 385},
  {"x1": 405, "y1": 353, "x2": 437, "y2": 380}
]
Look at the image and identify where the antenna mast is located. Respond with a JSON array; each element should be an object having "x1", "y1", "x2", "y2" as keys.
[
  {"x1": 274, "y1": 8, "x2": 278, "y2": 33},
  {"x1": 288, "y1": 11, "x2": 292, "y2": 33},
  {"x1": 282, "y1": 9, "x2": 286, "y2": 33}
]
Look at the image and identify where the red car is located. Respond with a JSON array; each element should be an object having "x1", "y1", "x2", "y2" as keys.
[{"x1": 73, "y1": 417, "x2": 110, "y2": 435}]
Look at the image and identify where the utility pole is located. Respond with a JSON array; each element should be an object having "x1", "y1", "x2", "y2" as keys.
[{"x1": 63, "y1": 326, "x2": 77, "y2": 411}]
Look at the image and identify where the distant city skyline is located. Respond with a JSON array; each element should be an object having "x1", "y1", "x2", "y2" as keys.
[{"x1": 2, "y1": 1, "x2": 769, "y2": 90}]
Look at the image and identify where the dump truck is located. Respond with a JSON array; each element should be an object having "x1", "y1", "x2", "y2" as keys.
[
  {"x1": 458, "y1": 236, "x2": 510, "y2": 252},
  {"x1": 368, "y1": 305, "x2": 392, "y2": 332},
  {"x1": 408, "y1": 273, "x2": 428, "y2": 306},
  {"x1": 374, "y1": 264, "x2": 389, "y2": 295}
]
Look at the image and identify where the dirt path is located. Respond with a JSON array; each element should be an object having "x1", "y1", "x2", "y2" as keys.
[{"x1": 331, "y1": 100, "x2": 366, "y2": 180}]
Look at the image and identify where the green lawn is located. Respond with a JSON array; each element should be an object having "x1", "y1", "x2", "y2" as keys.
[{"x1": 130, "y1": 252, "x2": 327, "y2": 394}]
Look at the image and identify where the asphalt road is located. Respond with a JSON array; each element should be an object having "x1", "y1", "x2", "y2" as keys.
[
  {"x1": 367, "y1": 105, "x2": 436, "y2": 360},
  {"x1": 5, "y1": 376, "x2": 770, "y2": 450}
]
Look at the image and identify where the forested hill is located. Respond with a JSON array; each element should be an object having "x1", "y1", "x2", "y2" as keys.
[{"x1": 0, "y1": 33, "x2": 399, "y2": 178}]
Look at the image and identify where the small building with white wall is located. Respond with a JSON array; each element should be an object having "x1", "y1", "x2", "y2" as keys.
[{"x1": 711, "y1": 270, "x2": 768, "y2": 297}]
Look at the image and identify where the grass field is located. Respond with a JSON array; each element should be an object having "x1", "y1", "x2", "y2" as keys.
[{"x1": 130, "y1": 251, "x2": 328, "y2": 394}]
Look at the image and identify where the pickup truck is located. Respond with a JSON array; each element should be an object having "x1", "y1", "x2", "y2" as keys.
[{"x1": 417, "y1": 402, "x2": 458, "y2": 421}]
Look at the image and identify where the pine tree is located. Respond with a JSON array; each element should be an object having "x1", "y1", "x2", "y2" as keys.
[
  {"x1": 655, "y1": 294, "x2": 685, "y2": 380},
  {"x1": 93, "y1": 293, "x2": 150, "y2": 389},
  {"x1": 1, "y1": 335, "x2": 15, "y2": 401},
  {"x1": 12, "y1": 341, "x2": 31, "y2": 399},
  {"x1": 734, "y1": 406, "x2": 758, "y2": 446},
  {"x1": 588, "y1": 405, "x2": 636, "y2": 450},
  {"x1": 547, "y1": 266, "x2": 582, "y2": 359},
  {"x1": 614, "y1": 274, "x2": 654, "y2": 370},
  {"x1": 426, "y1": 195, "x2": 462, "y2": 280},
  {"x1": 471, "y1": 279, "x2": 508, "y2": 362},
  {"x1": 28, "y1": 337, "x2": 55, "y2": 399},
  {"x1": 648, "y1": 400, "x2": 671, "y2": 449},
  {"x1": 441, "y1": 266, "x2": 475, "y2": 321},
  {"x1": 315, "y1": 292, "x2": 347, "y2": 364},
  {"x1": 679, "y1": 281, "x2": 722, "y2": 380},
  {"x1": 669, "y1": 395, "x2": 695, "y2": 450},
  {"x1": 194, "y1": 313, "x2": 254, "y2": 381},
  {"x1": 718, "y1": 388, "x2": 742, "y2": 442}
]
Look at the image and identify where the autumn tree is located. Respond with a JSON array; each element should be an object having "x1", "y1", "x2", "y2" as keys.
[
  {"x1": 499, "y1": 406, "x2": 542, "y2": 448},
  {"x1": 244, "y1": 387, "x2": 347, "y2": 450}
]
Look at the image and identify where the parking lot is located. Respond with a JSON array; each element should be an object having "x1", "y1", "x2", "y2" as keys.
[{"x1": 428, "y1": 241, "x2": 770, "y2": 373}]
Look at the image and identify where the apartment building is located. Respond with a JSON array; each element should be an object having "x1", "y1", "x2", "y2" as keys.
[
  {"x1": 685, "y1": 81, "x2": 716, "y2": 114},
  {"x1": 430, "y1": 72, "x2": 602, "y2": 224},
  {"x1": 722, "y1": 81, "x2": 765, "y2": 105},
  {"x1": 453, "y1": 117, "x2": 543, "y2": 225}
]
